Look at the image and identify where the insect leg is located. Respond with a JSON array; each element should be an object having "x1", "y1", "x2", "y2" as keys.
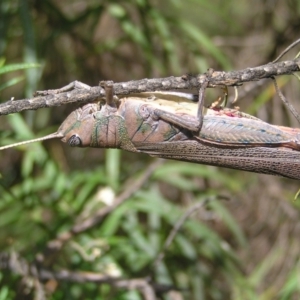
[
  {"x1": 152, "y1": 108, "x2": 199, "y2": 132},
  {"x1": 151, "y1": 69, "x2": 215, "y2": 132},
  {"x1": 100, "y1": 80, "x2": 116, "y2": 108},
  {"x1": 196, "y1": 68, "x2": 215, "y2": 130}
]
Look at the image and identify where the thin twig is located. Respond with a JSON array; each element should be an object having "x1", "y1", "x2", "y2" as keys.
[
  {"x1": 0, "y1": 251, "x2": 160, "y2": 300},
  {"x1": 271, "y1": 77, "x2": 300, "y2": 124},
  {"x1": 153, "y1": 198, "x2": 210, "y2": 269},
  {"x1": 153, "y1": 195, "x2": 230, "y2": 269},
  {"x1": 272, "y1": 38, "x2": 300, "y2": 63}
]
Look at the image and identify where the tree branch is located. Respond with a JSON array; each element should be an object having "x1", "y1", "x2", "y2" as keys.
[{"x1": 1, "y1": 59, "x2": 299, "y2": 116}]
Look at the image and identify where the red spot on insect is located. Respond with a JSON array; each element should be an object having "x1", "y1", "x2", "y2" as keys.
[{"x1": 210, "y1": 107, "x2": 243, "y2": 118}]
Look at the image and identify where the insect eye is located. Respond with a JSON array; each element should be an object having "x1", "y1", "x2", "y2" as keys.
[{"x1": 68, "y1": 134, "x2": 82, "y2": 147}]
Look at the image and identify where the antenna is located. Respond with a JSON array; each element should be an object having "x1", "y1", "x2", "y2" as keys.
[{"x1": 0, "y1": 132, "x2": 64, "y2": 151}]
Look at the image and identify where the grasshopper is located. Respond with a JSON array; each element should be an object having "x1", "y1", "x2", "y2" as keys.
[{"x1": 1, "y1": 87, "x2": 300, "y2": 180}]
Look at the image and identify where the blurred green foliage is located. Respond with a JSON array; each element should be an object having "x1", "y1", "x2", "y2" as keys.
[{"x1": 1, "y1": 0, "x2": 300, "y2": 299}]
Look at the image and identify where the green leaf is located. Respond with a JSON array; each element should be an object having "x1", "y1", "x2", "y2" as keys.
[
  {"x1": 178, "y1": 20, "x2": 231, "y2": 70},
  {"x1": 0, "y1": 76, "x2": 24, "y2": 91},
  {"x1": 0, "y1": 62, "x2": 40, "y2": 75}
]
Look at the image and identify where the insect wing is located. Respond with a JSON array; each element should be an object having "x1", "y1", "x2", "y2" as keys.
[{"x1": 135, "y1": 141, "x2": 300, "y2": 180}]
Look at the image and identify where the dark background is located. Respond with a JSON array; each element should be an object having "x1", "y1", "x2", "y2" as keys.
[{"x1": 1, "y1": 0, "x2": 300, "y2": 299}]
